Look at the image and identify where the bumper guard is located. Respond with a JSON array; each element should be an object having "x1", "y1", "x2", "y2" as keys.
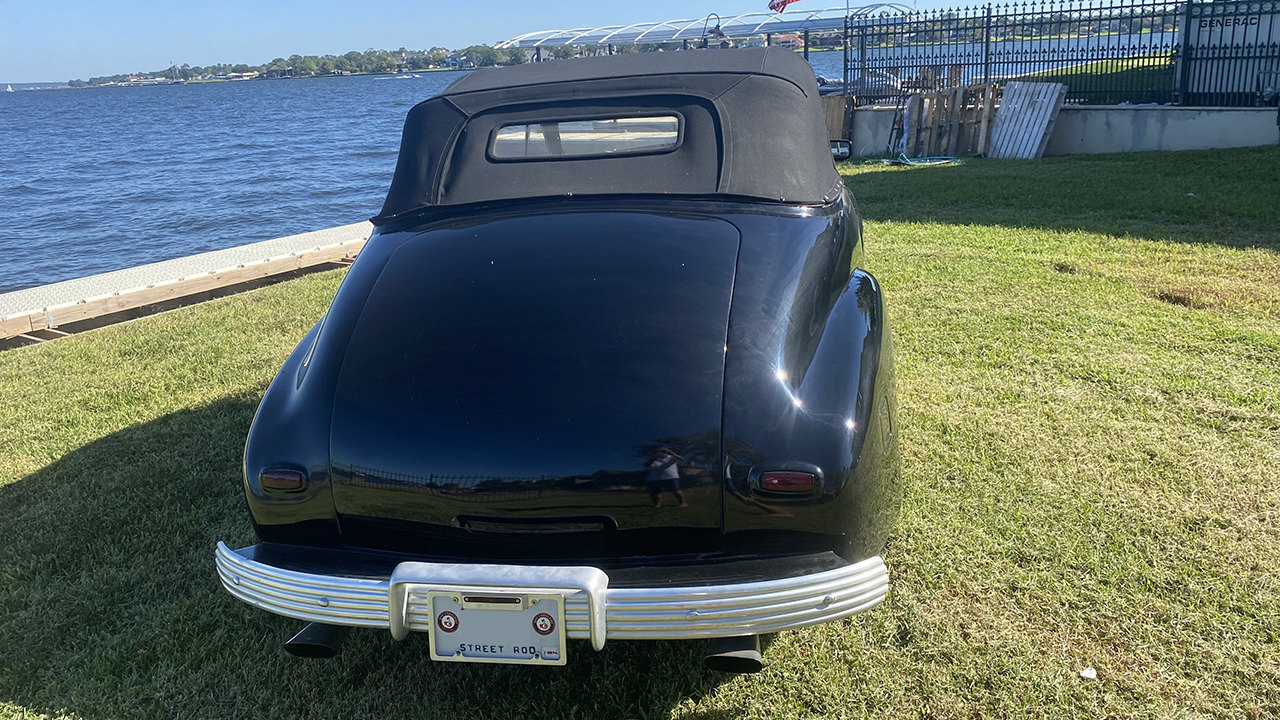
[{"x1": 215, "y1": 542, "x2": 888, "y2": 646}]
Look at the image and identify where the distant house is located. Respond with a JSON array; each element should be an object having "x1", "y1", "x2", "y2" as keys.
[
  {"x1": 737, "y1": 37, "x2": 767, "y2": 48},
  {"x1": 808, "y1": 33, "x2": 844, "y2": 48},
  {"x1": 774, "y1": 34, "x2": 802, "y2": 49},
  {"x1": 444, "y1": 52, "x2": 474, "y2": 69}
]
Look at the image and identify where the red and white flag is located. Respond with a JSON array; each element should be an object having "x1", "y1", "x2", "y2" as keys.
[{"x1": 768, "y1": 0, "x2": 801, "y2": 11}]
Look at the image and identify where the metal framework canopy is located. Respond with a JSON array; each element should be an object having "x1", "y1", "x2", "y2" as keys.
[{"x1": 494, "y1": 4, "x2": 913, "y2": 48}]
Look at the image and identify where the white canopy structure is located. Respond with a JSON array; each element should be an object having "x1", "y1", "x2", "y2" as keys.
[{"x1": 494, "y1": 5, "x2": 914, "y2": 48}]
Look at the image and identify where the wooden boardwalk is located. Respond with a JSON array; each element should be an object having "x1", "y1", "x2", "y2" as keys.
[{"x1": 0, "y1": 222, "x2": 371, "y2": 344}]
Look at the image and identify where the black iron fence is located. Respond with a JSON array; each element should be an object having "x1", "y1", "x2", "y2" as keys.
[{"x1": 840, "y1": 0, "x2": 1280, "y2": 106}]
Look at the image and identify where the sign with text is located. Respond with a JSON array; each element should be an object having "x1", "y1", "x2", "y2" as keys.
[{"x1": 1181, "y1": 1, "x2": 1280, "y2": 98}]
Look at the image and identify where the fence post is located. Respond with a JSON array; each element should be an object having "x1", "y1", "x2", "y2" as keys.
[
  {"x1": 858, "y1": 23, "x2": 868, "y2": 83},
  {"x1": 983, "y1": 4, "x2": 993, "y2": 86},
  {"x1": 843, "y1": 15, "x2": 852, "y2": 97},
  {"x1": 1176, "y1": 0, "x2": 1194, "y2": 105}
]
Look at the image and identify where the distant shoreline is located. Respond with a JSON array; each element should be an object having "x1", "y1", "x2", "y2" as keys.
[
  {"x1": 9, "y1": 46, "x2": 848, "y2": 90},
  {"x1": 6, "y1": 67, "x2": 468, "y2": 91}
]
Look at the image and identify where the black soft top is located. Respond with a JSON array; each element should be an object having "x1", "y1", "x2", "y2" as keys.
[{"x1": 374, "y1": 48, "x2": 840, "y2": 223}]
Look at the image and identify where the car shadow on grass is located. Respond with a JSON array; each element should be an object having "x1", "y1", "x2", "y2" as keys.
[
  {"x1": 842, "y1": 146, "x2": 1280, "y2": 250},
  {"x1": 0, "y1": 396, "x2": 733, "y2": 720}
]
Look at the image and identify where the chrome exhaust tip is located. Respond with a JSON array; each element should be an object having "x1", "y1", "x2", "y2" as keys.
[
  {"x1": 283, "y1": 622, "x2": 351, "y2": 659},
  {"x1": 704, "y1": 635, "x2": 763, "y2": 674}
]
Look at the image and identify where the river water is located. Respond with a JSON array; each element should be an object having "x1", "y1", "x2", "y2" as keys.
[{"x1": 0, "y1": 72, "x2": 468, "y2": 293}]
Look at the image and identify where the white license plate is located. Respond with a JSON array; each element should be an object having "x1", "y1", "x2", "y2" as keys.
[{"x1": 426, "y1": 590, "x2": 566, "y2": 665}]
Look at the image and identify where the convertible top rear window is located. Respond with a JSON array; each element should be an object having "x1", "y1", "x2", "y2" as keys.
[
  {"x1": 375, "y1": 48, "x2": 843, "y2": 222},
  {"x1": 490, "y1": 116, "x2": 680, "y2": 160}
]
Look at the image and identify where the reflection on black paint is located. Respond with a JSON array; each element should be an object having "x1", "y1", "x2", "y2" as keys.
[
  {"x1": 644, "y1": 448, "x2": 687, "y2": 508},
  {"x1": 719, "y1": 192, "x2": 900, "y2": 560},
  {"x1": 328, "y1": 211, "x2": 740, "y2": 556}
]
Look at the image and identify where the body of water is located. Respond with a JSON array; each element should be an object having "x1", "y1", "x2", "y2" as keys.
[{"x1": 0, "y1": 72, "x2": 465, "y2": 293}]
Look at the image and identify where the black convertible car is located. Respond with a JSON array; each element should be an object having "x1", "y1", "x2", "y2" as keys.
[{"x1": 216, "y1": 47, "x2": 900, "y2": 673}]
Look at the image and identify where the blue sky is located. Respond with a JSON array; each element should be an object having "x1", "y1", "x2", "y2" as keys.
[{"x1": 1, "y1": 0, "x2": 933, "y2": 83}]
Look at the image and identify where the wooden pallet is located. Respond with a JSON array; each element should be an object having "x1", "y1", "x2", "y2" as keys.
[
  {"x1": 901, "y1": 83, "x2": 998, "y2": 158},
  {"x1": 987, "y1": 82, "x2": 1067, "y2": 160},
  {"x1": 820, "y1": 95, "x2": 850, "y2": 140}
]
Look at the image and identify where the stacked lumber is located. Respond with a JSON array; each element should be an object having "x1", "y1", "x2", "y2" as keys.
[{"x1": 900, "y1": 83, "x2": 998, "y2": 159}]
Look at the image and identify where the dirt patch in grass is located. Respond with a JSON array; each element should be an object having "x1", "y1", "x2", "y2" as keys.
[
  {"x1": 1148, "y1": 276, "x2": 1279, "y2": 315},
  {"x1": 1154, "y1": 287, "x2": 1209, "y2": 309}
]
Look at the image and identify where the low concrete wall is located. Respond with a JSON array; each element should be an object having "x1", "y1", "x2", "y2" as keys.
[
  {"x1": 0, "y1": 222, "x2": 371, "y2": 340},
  {"x1": 838, "y1": 104, "x2": 1279, "y2": 157},
  {"x1": 1044, "y1": 106, "x2": 1279, "y2": 155}
]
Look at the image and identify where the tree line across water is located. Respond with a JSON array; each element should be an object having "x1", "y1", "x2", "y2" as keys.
[
  {"x1": 66, "y1": 45, "x2": 529, "y2": 87},
  {"x1": 66, "y1": 39, "x2": 803, "y2": 88}
]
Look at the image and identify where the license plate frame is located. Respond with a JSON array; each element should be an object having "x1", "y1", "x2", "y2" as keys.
[{"x1": 425, "y1": 590, "x2": 567, "y2": 666}]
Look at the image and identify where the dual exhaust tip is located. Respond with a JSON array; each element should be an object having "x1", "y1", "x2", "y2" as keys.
[{"x1": 284, "y1": 622, "x2": 763, "y2": 674}]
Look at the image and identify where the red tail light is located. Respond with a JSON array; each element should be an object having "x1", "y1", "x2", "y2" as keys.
[
  {"x1": 260, "y1": 469, "x2": 307, "y2": 492},
  {"x1": 759, "y1": 471, "x2": 815, "y2": 493}
]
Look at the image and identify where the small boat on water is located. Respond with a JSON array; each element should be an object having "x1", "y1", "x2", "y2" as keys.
[{"x1": 4, "y1": 85, "x2": 13, "y2": 93}]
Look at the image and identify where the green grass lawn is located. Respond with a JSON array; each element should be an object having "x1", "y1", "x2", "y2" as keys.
[
  {"x1": 1011, "y1": 54, "x2": 1176, "y2": 104},
  {"x1": 2, "y1": 147, "x2": 1278, "y2": 719}
]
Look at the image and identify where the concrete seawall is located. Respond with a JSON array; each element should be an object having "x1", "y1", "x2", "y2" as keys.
[
  {"x1": 0, "y1": 222, "x2": 371, "y2": 345},
  {"x1": 821, "y1": 97, "x2": 1280, "y2": 156}
]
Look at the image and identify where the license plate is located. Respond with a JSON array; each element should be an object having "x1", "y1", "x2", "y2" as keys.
[{"x1": 426, "y1": 590, "x2": 566, "y2": 665}]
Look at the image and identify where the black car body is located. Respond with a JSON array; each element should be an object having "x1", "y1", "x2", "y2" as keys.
[{"x1": 217, "y1": 48, "x2": 900, "y2": 669}]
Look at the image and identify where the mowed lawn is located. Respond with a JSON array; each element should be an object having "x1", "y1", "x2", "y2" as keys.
[
  {"x1": 1, "y1": 147, "x2": 1277, "y2": 719},
  {"x1": 1013, "y1": 54, "x2": 1176, "y2": 104}
]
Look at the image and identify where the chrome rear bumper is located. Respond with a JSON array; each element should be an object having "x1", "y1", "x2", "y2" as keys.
[{"x1": 215, "y1": 542, "x2": 888, "y2": 646}]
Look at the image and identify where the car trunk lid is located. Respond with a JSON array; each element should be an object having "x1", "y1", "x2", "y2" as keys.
[{"x1": 329, "y1": 210, "x2": 739, "y2": 560}]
